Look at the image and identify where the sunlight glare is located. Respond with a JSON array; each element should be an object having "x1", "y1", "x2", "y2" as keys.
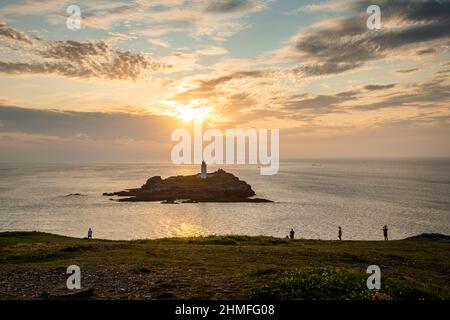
[{"x1": 160, "y1": 99, "x2": 213, "y2": 123}]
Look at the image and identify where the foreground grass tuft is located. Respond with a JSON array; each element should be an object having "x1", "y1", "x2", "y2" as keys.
[{"x1": 251, "y1": 268, "x2": 446, "y2": 300}]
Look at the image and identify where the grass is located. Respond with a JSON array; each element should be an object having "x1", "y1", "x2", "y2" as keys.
[
  {"x1": 0, "y1": 232, "x2": 449, "y2": 300},
  {"x1": 250, "y1": 268, "x2": 443, "y2": 300}
]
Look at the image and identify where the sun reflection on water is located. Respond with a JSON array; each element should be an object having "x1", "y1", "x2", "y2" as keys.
[{"x1": 173, "y1": 222, "x2": 209, "y2": 237}]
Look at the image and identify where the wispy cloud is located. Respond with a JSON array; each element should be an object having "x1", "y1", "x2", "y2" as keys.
[
  {"x1": 197, "y1": 46, "x2": 228, "y2": 56},
  {"x1": 296, "y1": 0, "x2": 352, "y2": 13},
  {"x1": 280, "y1": 0, "x2": 450, "y2": 77},
  {"x1": 204, "y1": 0, "x2": 268, "y2": 13},
  {"x1": 282, "y1": 77, "x2": 449, "y2": 115},
  {"x1": 396, "y1": 68, "x2": 419, "y2": 74},
  {"x1": 0, "y1": 23, "x2": 32, "y2": 44},
  {"x1": 0, "y1": 0, "x2": 271, "y2": 41},
  {"x1": 0, "y1": 25, "x2": 169, "y2": 80},
  {"x1": 0, "y1": 105, "x2": 184, "y2": 141}
]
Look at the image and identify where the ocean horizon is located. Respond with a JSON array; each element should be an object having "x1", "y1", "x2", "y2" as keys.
[{"x1": 1, "y1": 158, "x2": 449, "y2": 241}]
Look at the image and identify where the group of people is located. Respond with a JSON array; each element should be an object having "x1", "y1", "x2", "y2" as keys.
[
  {"x1": 287, "y1": 225, "x2": 390, "y2": 240},
  {"x1": 87, "y1": 225, "x2": 391, "y2": 241}
]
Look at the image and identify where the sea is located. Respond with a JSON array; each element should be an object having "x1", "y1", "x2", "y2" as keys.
[{"x1": 0, "y1": 159, "x2": 449, "y2": 240}]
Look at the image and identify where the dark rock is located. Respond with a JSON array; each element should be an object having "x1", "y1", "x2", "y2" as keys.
[
  {"x1": 182, "y1": 199, "x2": 198, "y2": 203},
  {"x1": 103, "y1": 169, "x2": 272, "y2": 203},
  {"x1": 156, "y1": 292, "x2": 175, "y2": 299},
  {"x1": 131, "y1": 267, "x2": 152, "y2": 274},
  {"x1": 161, "y1": 200, "x2": 178, "y2": 204},
  {"x1": 54, "y1": 267, "x2": 67, "y2": 274}
]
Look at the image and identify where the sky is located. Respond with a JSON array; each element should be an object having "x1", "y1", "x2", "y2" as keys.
[{"x1": 0, "y1": 0, "x2": 449, "y2": 162}]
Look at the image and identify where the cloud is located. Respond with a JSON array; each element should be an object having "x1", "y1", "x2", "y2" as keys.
[
  {"x1": 0, "y1": 23, "x2": 32, "y2": 44},
  {"x1": 296, "y1": 0, "x2": 351, "y2": 13},
  {"x1": 198, "y1": 70, "x2": 266, "y2": 87},
  {"x1": 197, "y1": 46, "x2": 228, "y2": 56},
  {"x1": 171, "y1": 70, "x2": 267, "y2": 103},
  {"x1": 106, "y1": 31, "x2": 139, "y2": 45},
  {"x1": 280, "y1": 0, "x2": 450, "y2": 77},
  {"x1": 168, "y1": 65, "x2": 447, "y2": 126},
  {"x1": 396, "y1": 68, "x2": 418, "y2": 74},
  {"x1": 434, "y1": 68, "x2": 450, "y2": 78},
  {"x1": 0, "y1": 61, "x2": 94, "y2": 78},
  {"x1": 280, "y1": 75, "x2": 450, "y2": 119},
  {"x1": 283, "y1": 90, "x2": 360, "y2": 115},
  {"x1": 292, "y1": 62, "x2": 363, "y2": 77},
  {"x1": 0, "y1": 105, "x2": 184, "y2": 142},
  {"x1": 40, "y1": 40, "x2": 108, "y2": 61},
  {"x1": 6, "y1": 0, "x2": 269, "y2": 40},
  {"x1": 355, "y1": 79, "x2": 450, "y2": 111},
  {"x1": 364, "y1": 84, "x2": 396, "y2": 91},
  {"x1": 0, "y1": 0, "x2": 71, "y2": 18},
  {"x1": 416, "y1": 48, "x2": 437, "y2": 55},
  {"x1": 147, "y1": 38, "x2": 171, "y2": 48},
  {"x1": 41, "y1": 40, "x2": 166, "y2": 80},
  {"x1": 204, "y1": 0, "x2": 266, "y2": 13},
  {"x1": 0, "y1": 25, "x2": 168, "y2": 80}
]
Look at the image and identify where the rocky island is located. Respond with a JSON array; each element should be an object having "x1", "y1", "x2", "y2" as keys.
[{"x1": 103, "y1": 165, "x2": 272, "y2": 203}]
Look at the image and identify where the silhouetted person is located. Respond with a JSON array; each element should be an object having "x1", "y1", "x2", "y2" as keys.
[
  {"x1": 383, "y1": 225, "x2": 388, "y2": 241},
  {"x1": 289, "y1": 228, "x2": 295, "y2": 240},
  {"x1": 338, "y1": 226, "x2": 342, "y2": 240},
  {"x1": 88, "y1": 227, "x2": 93, "y2": 239}
]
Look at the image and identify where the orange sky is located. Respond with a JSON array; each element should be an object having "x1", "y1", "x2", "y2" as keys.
[{"x1": 0, "y1": 0, "x2": 449, "y2": 161}]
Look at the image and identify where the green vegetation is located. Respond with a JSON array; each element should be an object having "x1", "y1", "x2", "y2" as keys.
[
  {"x1": 251, "y1": 268, "x2": 443, "y2": 300},
  {"x1": 0, "y1": 232, "x2": 449, "y2": 300}
]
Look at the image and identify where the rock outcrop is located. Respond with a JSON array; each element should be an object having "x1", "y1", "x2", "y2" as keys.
[
  {"x1": 404, "y1": 233, "x2": 450, "y2": 243},
  {"x1": 103, "y1": 169, "x2": 272, "y2": 203}
]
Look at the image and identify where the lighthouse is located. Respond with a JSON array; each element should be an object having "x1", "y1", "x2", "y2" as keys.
[{"x1": 200, "y1": 160, "x2": 207, "y2": 179}]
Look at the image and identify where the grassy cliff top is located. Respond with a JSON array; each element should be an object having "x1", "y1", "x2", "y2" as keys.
[{"x1": 0, "y1": 232, "x2": 449, "y2": 300}]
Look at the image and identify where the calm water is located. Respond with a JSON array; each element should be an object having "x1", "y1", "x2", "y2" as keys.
[{"x1": 0, "y1": 160, "x2": 449, "y2": 240}]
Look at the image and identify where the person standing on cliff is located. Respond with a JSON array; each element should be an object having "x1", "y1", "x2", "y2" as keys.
[
  {"x1": 289, "y1": 228, "x2": 295, "y2": 240},
  {"x1": 88, "y1": 227, "x2": 93, "y2": 239},
  {"x1": 383, "y1": 225, "x2": 389, "y2": 241},
  {"x1": 338, "y1": 226, "x2": 342, "y2": 240}
]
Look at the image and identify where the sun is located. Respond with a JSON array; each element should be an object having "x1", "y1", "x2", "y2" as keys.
[
  {"x1": 161, "y1": 99, "x2": 213, "y2": 122},
  {"x1": 178, "y1": 104, "x2": 212, "y2": 122}
]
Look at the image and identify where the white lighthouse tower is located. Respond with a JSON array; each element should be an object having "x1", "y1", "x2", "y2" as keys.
[{"x1": 200, "y1": 160, "x2": 207, "y2": 179}]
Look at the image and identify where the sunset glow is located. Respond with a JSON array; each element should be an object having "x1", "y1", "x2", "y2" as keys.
[
  {"x1": 176, "y1": 101, "x2": 213, "y2": 123},
  {"x1": 0, "y1": 0, "x2": 448, "y2": 161}
]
